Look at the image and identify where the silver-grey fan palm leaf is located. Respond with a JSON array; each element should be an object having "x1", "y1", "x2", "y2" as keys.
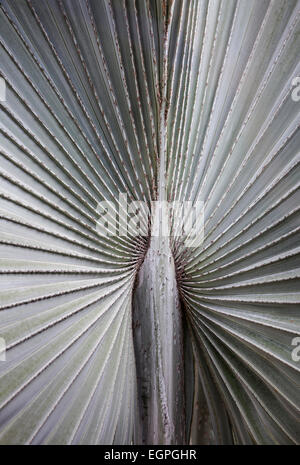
[{"x1": 0, "y1": 0, "x2": 299, "y2": 445}]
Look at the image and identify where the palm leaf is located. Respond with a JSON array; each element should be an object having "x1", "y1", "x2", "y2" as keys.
[{"x1": 0, "y1": 0, "x2": 299, "y2": 445}]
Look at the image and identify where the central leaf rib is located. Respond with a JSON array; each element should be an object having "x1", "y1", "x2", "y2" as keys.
[
  {"x1": 132, "y1": 203, "x2": 185, "y2": 444},
  {"x1": 132, "y1": 3, "x2": 186, "y2": 445}
]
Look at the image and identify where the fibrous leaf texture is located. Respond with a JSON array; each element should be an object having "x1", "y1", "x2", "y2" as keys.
[{"x1": 0, "y1": 0, "x2": 299, "y2": 445}]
